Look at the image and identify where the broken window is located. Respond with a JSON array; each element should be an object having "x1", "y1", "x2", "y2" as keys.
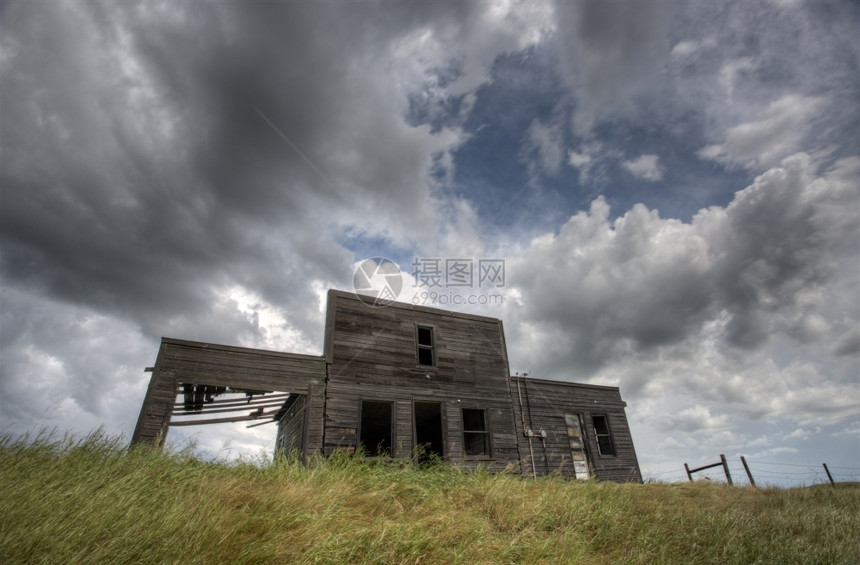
[
  {"x1": 462, "y1": 408, "x2": 490, "y2": 457},
  {"x1": 593, "y1": 415, "x2": 615, "y2": 456},
  {"x1": 416, "y1": 325, "x2": 435, "y2": 366},
  {"x1": 359, "y1": 400, "x2": 392, "y2": 457}
]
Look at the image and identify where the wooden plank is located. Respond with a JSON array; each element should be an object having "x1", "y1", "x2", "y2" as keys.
[
  {"x1": 171, "y1": 401, "x2": 288, "y2": 416},
  {"x1": 169, "y1": 409, "x2": 281, "y2": 426},
  {"x1": 173, "y1": 394, "x2": 289, "y2": 410}
]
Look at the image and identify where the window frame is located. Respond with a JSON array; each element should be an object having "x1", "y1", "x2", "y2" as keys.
[
  {"x1": 415, "y1": 324, "x2": 436, "y2": 367},
  {"x1": 592, "y1": 414, "x2": 616, "y2": 457},
  {"x1": 461, "y1": 407, "x2": 492, "y2": 459}
]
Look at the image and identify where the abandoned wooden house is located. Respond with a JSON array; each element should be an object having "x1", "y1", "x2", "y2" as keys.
[{"x1": 132, "y1": 289, "x2": 642, "y2": 481}]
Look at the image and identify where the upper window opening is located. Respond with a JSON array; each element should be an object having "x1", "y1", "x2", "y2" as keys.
[
  {"x1": 593, "y1": 415, "x2": 615, "y2": 456},
  {"x1": 417, "y1": 325, "x2": 435, "y2": 366}
]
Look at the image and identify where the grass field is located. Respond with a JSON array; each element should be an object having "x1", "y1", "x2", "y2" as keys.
[{"x1": 1, "y1": 430, "x2": 858, "y2": 564}]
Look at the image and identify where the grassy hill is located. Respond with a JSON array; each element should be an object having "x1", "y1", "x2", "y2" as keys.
[{"x1": 2, "y1": 431, "x2": 858, "y2": 564}]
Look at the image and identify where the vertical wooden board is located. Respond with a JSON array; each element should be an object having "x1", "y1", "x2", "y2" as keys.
[
  {"x1": 444, "y1": 402, "x2": 464, "y2": 461},
  {"x1": 276, "y1": 395, "x2": 306, "y2": 456},
  {"x1": 131, "y1": 362, "x2": 176, "y2": 446},
  {"x1": 395, "y1": 400, "x2": 413, "y2": 458},
  {"x1": 305, "y1": 381, "x2": 327, "y2": 456}
]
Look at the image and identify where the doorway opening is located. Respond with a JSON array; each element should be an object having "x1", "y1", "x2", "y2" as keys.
[
  {"x1": 414, "y1": 401, "x2": 444, "y2": 463},
  {"x1": 359, "y1": 400, "x2": 392, "y2": 456},
  {"x1": 564, "y1": 413, "x2": 590, "y2": 479}
]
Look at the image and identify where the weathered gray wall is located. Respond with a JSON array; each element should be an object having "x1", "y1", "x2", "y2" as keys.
[
  {"x1": 322, "y1": 290, "x2": 520, "y2": 471},
  {"x1": 511, "y1": 377, "x2": 642, "y2": 482}
]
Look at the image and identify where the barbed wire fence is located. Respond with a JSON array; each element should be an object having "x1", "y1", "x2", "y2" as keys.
[{"x1": 643, "y1": 457, "x2": 860, "y2": 487}]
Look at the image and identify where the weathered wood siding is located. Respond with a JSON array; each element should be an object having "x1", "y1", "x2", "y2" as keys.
[
  {"x1": 510, "y1": 376, "x2": 642, "y2": 482},
  {"x1": 275, "y1": 395, "x2": 306, "y2": 456},
  {"x1": 322, "y1": 290, "x2": 520, "y2": 472},
  {"x1": 131, "y1": 290, "x2": 641, "y2": 481},
  {"x1": 131, "y1": 338, "x2": 326, "y2": 454}
]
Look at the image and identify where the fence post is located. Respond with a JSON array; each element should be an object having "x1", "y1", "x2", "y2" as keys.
[
  {"x1": 740, "y1": 456, "x2": 756, "y2": 487},
  {"x1": 720, "y1": 454, "x2": 733, "y2": 485},
  {"x1": 684, "y1": 463, "x2": 693, "y2": 482},
  {"x1": 823, "y1": 463, "x2": 836, "y2": 487}
]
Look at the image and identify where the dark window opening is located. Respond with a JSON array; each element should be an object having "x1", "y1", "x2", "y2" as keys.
[
  {"x1": 360, "y1": 401, "x2": 392, "y2": 457},
  {"x1": 417, "y1": 326, "x2": 435, "y2": 366},
  {"x1": 414, "y1": 401, "x2": 444, "y2": 463},
  {"x1": 463, "y1": 408, "x2": 490, "y2": 457},
  {"x1": 593, "y1": 415, "x2": 615, "y2": 456}
]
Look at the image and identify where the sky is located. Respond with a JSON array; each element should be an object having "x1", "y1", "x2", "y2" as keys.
[{"x1": 1, "y1": 0, "x2": 858, "y2": 486}]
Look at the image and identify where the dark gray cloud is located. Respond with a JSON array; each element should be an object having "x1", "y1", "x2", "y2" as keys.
[
  {"x1": 553, "y1": 0, "x2": 675, "y2": 134},
  {"x1": 0, "y1": 0, "x2": 545, "y2": 440},
  {"x1": 0, "y1": 0, "x2": 469, "y2": 343}
]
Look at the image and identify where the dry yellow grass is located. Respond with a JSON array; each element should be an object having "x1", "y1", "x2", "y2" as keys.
[{"x1": 1, "y1": 430, "x2": 858, "y2": 564}]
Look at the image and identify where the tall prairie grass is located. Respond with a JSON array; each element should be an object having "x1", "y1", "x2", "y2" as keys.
[{"x1": 1, "y1": 430, "x2": 858, "y2": 564}]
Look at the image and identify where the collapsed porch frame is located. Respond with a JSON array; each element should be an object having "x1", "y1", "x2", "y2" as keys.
[{"x1": 131, "y1": 338, "x2": 326, "y2": 458}]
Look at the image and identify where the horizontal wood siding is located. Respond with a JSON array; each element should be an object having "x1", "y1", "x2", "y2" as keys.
[
  {"x1": 323, "y1": 291, "x2": 519, "y2": 470},
  {"x1": 449, "y1": 402, "x2": 522, "y2": 473},
  {"x1": 510, "y1": 377, "x2": 642, "y2": 483},
  {"x1": 131, "y1": 338, "x2": 326, "y2": 446}
]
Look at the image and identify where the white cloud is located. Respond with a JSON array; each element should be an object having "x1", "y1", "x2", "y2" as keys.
[
  {"x1": 567, "y1": 150, "x2": 592, "y2": 169},
  {"x1": 500, "y1": 151, "x2": 860, "y2": 470},
  {"x1": 785, "y1": 428, "x2": 810, "y2": 441},
  {"x1": 670, "y1": 40, "x2": 700, "y2": 58},
  {"x1": 622, "y1": 154, "x2": 664, "y2": 181},
  {"x1": 669, "y1": 37, "x2": 719, "y2": 62},
  {"x1": 567, "y1": 147, "x2": 595, "y2": 185},
  {"x1": 566, "y1": 142, "x2": 620, "y2": 185},
  {"x1": 522, "y1": 118, "x2": 565, "y2": 178},
  {"x1": 757, "y1": 446, "x2": 800, "y2": 457},
  {"x1": 833, "y1": 422, "x2": 860, "y2": 437},
  {"x1": 389, "y1": 1, "x2": 553, "y2": 99},
  {"x1": 698, "y1": 94, "x2": 823, "y2": 169},
  {"x1": 658, "y1": 405, "x2": 729, "y2": 433},
  {"x1": 717, "y1": 57, "x2": 757, "y2": 103}
]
